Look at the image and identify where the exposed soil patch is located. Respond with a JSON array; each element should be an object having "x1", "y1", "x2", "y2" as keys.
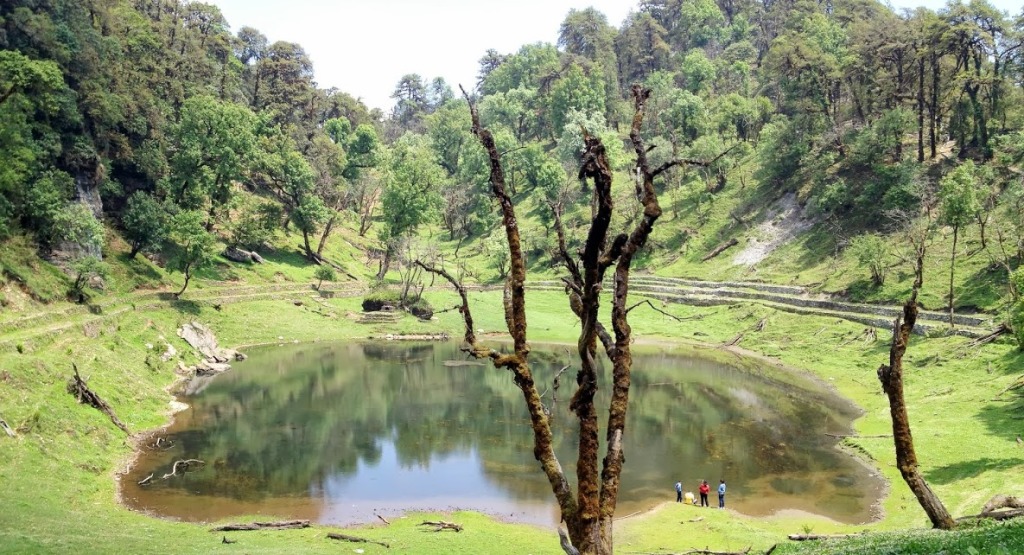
[{"x1": 733, "y1": 193, "x2": 816, "y2": 266}]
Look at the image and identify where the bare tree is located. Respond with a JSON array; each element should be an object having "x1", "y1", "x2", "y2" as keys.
[
  {"x1": 418, "y1": 85, "x2": 667, "y2": 554},
  {"x1": 877, "y1": 219, "x2": 955, "y2": 530}
]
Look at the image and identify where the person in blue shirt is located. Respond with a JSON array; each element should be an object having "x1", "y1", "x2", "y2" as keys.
[
  {"x1": 718, "y1": 480, "x2": 727, "y2": 508},
  {"x1": 675, "y1": 480, "x2": 683, "y2": 502}
]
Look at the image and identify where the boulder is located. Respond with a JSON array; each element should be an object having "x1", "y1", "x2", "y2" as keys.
[
  {"x1": 223, "y1": 246, "x2": 256, "y2": 264},
  {"x1": 177, "y1": 321, "x2": 243, "y2": 364}
]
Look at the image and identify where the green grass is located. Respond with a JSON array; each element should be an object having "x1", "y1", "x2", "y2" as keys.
[
  {"x1": 2, "y1": 279, "x2": 1022, "y2": 553},
  {"x1": 2, "y1": 152, "x2": 1024, "y2": 553}
]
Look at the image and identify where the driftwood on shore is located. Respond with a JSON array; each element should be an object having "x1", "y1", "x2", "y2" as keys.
[
  {"x1": 67, "y1": 363, "x2": 130, "y2": 434},
  {"x1": 161, "y1": 458, "x2": 203, "y2": 479},
  {"x1": 326, "y1": 532, "x2": 390, "y2": 548},
  {"x1": 210, "y1": 520, "x2": 310, "y2": 532},
  {"x1": 418, "y1": 520, "x2": 463, "y2": 532}
]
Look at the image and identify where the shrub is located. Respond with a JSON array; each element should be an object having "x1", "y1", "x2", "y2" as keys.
[
  {"x1": 408, "y1": 298, "x2": 433, "y2": 320},
  {"x1": 313, "y1": 265, "x2": 336, "y2": 290},
  {"x1": 362, "y1": 289, "x2": 401, "y2": 312},
  {"x1": 848, "y1": 233, "x2": 890, "y2": 286}
]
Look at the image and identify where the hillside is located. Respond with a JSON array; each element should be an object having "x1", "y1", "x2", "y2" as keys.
[{"x1": 2, "y1": 0, "x2": 1024, "y2": 553}]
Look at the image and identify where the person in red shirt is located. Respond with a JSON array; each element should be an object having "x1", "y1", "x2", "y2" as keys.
[{"x1": 698, "y1": 479, "x2": 710, "y2": 507}]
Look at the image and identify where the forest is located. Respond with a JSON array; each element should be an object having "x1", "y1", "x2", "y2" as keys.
[
  {"x1": 2, "y1": 0, "x2": 1023, "y2": 318},
  {"x1": 2, "y1": 0, "x2": 1024, "y2": 553}
]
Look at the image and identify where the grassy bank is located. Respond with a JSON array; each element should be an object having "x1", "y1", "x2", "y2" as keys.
[{"x1": 1, "y1": 280, "x2": 1023, "y2": 553}]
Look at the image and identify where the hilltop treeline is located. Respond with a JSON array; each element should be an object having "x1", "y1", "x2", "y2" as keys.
[{"x1": 1, "y1": 0, "x2": 1023, "y2": 309}]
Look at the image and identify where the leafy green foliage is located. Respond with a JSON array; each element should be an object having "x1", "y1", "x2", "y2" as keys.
[
  {"x1": 379, "y1": 134, "x2": 443, "y2": 246},
  {"x1": 69, "y1": 255, "x2": 109, "y2": 302},
  {"x1": 940, "y1": 161, "x2": 982, "y2": 230},
  {"x1": 122, "y1": 191, "x2": 169, "y2": 258},
  {"x1": 165, "y1": 95, "x2": 257, "y2": 213},
  {"x1": 163, "y1": 210, "x2": 216, "y2": 296},
  {"x1": 313, "y1": 265, "x2": 336, "y2": 290},
  {"x1": 227, "y1": 199, "x2": 280, "y2": 250},
  {"x1": 362, "y1": 289, "x2": 402, "y2": 311},
  {"x1": 848, "y1": 233, "x2": 890, "y2": 286}
]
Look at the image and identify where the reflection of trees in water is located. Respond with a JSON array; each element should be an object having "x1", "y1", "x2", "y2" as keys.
[{"x1": 138, "y1": 343, "x2": 871, "y2": 517}]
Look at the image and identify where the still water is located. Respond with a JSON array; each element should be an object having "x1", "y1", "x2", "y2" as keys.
[{"x1": 121, "y1": 341, "x2": 884, "y2": 526}]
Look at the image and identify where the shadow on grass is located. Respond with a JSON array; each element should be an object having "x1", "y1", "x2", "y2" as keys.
[
  {"x1": 154, "y1": 292, "x2": 202, "y2": 315},
  {"x1": 116, "y1": 252, "x2": 163, "y2": 285},
  {"x1": 956, "y1": 262, "x2": 1008, "y2": 313},
  {"x1": 167, "y1": 299, "x2": 202, "y2": 315},
  {"x1": 924, "y1": 457, "x2": 1024, "y2": 485}
]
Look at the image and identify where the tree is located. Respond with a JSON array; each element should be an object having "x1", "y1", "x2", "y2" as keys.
[
  {"x1": 377, "y1": 134, "x2": 443, "y2": 278},
  {"x1": 939, "y1": 161, "x2": 981, "y2": 326},
  {"x1": 69, "y1": 255, "x2": 109, "y2": 303},
  {"x1": 122, "y1": 191, "x2": 170, "y2": 258},
  {"x1": 390, "y1": 73, "x2": 428, "y2": 129},
  {"x1": 423, "y1": 85, "x2": 665, "y2": 555},
  {"x1": 313, "y1": 265, "x2": 336, "y2": 290},
  {"x1": 165, "y1": 95, "x2": 257, "y2": 224},
  {"x1": 1011, "y1": 268, "x2": 1024, "y2": 349},
  {"x1": 876, "y1": 223, "x2": 955, "y2": 530},
  {"x1": 848, "y1": 233, "x2": 890, "y2": 286},
  {"x1": 164, "y1": 210, "x2": 216, "y2": 297}
]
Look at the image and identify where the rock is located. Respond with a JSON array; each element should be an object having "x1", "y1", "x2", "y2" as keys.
[
  {"x1": 145, "y1": 343, "x2": 154, "y2": 350},
  {"x1": 178, "y1": 321, "x2": 230, "y2": 361},
  {"x1": 87, "y1": 275, "x2": 106, "y2": 290},
  {"x1": 223, "y1": 246, "x2": 256, "y2": 264},
  {"x1": 234, "y1": 352, "x2": 247, "y2": 361},
  {"x1": 195, "y1": 360, "x2": 231, "y2": 376},
  {"x1": 161, "y1": 343, "x2": 177, "y2": 362}
]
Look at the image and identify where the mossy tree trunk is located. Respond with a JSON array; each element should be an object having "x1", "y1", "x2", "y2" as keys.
[{"x1": 877, "y1": 248, "x2": 955, "y2": 530}]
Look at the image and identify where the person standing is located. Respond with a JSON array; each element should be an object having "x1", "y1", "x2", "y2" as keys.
[
  {"x1": 718, "y1": 480, "x2": 727, "y2": 508},
  {"x1": 699, "y1": 480, "x2": 710, "y2": 507},
  {"x1": 675, "y1": 480, "x2": 683, "y2": 502}
]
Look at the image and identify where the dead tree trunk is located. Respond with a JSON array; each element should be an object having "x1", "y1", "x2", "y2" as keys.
[
  {"x1": 877, "y1": 248, "x2": 955, "y2": 530},
  {"x1": 67, "y1": 364, "x2": 130, "y2": 434},
  {"x1": 423, "y1": 85, "x2": 666, "y2": 555}
]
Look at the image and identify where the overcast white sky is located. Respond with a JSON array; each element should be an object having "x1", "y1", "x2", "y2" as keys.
[{"x1": 210, "y1": 0, "x2": 1023, "y2": 114}]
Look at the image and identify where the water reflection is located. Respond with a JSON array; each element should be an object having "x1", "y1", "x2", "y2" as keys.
[{"x1": 121, "y1": 342, "x2": 883, "y2": 526}]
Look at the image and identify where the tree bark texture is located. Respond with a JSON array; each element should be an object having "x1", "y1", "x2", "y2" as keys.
[
  {"x1": 438, "y1": 86, "x2": 664, "y2": 554},
  {"x1": 877, "y1": 257, "x2": 955, "y2": 530}
]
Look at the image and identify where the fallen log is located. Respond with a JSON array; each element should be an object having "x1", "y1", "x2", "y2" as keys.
[
  {"x1": 824, "y1": 433, "x2": 892, "y2": 439},
  {"x1": 701, "y1": 238, "x2": 739, "y2": 262},
  {"x1": 327, "y1": 532, "x2": 390, "y2": 548},
  {"x1": 211, "y1": 520, "x2": 310, "y2": 532},
  {"x1": 418, "y1": 520, "x2": 463, "y2": 532},
  {"x1": 956, "y1": 494, "x2": 1024, "y2": 522},
  {"x1": 966, "y1": 323, "x2": 1009, "y2": 349},
  {"x1": 67, "y1": 363, "x2": 130, "y2": 434},
  {"x1": 724, "y1": 333, "x2": 744, "y2": 347},
  {"x1": 375, "y1": 513, "x2": 391, "y2": 526},
  {"x1": 790, "y1": 532, "x2": 847, "y2": 540}
]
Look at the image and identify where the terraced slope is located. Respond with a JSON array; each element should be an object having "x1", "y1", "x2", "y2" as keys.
[
  {"x1": 530, "y1": 276, "x2": 995, "y2": 339},
  {"x1": 0, "y1": 283, "x2": 360, "y2": 354}
]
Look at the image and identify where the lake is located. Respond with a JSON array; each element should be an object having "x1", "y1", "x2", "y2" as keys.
[{"x1": 120, "y1": 341, "x2": 884, "y2": 527}]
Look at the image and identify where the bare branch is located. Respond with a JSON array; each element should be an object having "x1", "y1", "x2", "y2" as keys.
[{"x1": 625, "y1": 299, "x2": 697, "y2": 322}]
